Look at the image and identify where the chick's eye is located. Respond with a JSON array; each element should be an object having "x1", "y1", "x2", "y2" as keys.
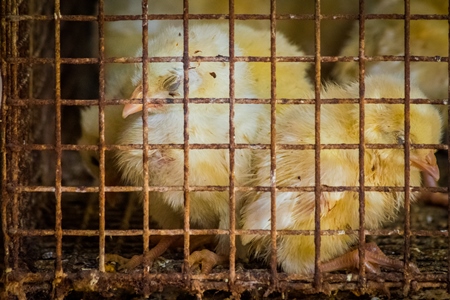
[
  {"x1": 397, "y1": 135, "x2": 405, "y2": 144},
  {"x1": 162, "y1": 74, "x2": 181, "y2": 92}
]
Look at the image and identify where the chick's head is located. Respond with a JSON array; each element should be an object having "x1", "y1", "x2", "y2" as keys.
[
  {"x1": 360, "y1": 76, "x2": 442, "y2": 183},
  {"x1": 123, "y1": 24, "x2": 256, "y2": 118}
]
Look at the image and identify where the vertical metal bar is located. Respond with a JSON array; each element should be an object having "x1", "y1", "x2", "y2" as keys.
[
  {"x1": 1, "y1": 0, "x2": 11, "y2": 272},
  {"x1": 313, "y1": 0, "x2": 322, "y2": 292},
  {"x1": 140, "y1": 0, "x2": 151, "y2": 270},
  {"x1": 28, "y1": 0, "x2": 34, "y2": 101},
  {"x1": 269, "y1": 0, "x2": 279, "y2": 288},
  {"x1": 403, "y1": 0, "x2": 412, "y2": 294},
  {"x1": 357, "y1": 0, "x2": 367, "y2": 289},
  {"x1": 228, "y1": 0, "x2": 237, "y2": 287},
  {"x1": 182, "y1": 0, "x2": 191, "y2": 277},
  {"x1": 97, "y1": 0, "x2": 106, "y2": 273},
  {"x1": 54, "y1": 0, "x2": 63, "y2": 278},
  {"x1": 10, "y1": 0, "x2": 20, "y2": 271}
]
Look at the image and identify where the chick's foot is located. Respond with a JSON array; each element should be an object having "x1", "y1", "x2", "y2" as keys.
[
  {"x1": 106, "y1": 235, "x2": 180, "y2": 271},
  {"x1": 321, "y1": 242, "x2": 419, "y2": 274},
  {"x1": 188, "y1": 249, "x2": 227, "y2": 274}
]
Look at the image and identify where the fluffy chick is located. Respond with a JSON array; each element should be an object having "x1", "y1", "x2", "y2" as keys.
[
  {"x1": 332, "y1": 0, "x2": 448, "y2": 205},
  {"x1": 240, "y1": 75, "x2": 442, "y2": 274},
  {"x1": 114, "y1": 23, "x2": 312, "y2": 272}
]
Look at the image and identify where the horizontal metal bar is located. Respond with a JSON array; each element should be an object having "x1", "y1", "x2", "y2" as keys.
[
  {"x1": 6, "y1": 55, "x2": 449, "y2": 65},
  {"x1": 7, "y1": 228, "x2": 449, "y2": 238},
  {"x1": 5, "y1": 13, "x2": 449, "y2": 22}
]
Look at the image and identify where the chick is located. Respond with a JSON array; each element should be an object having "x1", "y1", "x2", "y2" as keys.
[
  {"x1": 113, "y1": 23, "x2": 312, "y2": 272},
  {"x1": 240, "y1": 75, "x2": 442, "y2": 274},
  {"x1": 332, "y1": 0, "x2": 448, "y2": 205}
]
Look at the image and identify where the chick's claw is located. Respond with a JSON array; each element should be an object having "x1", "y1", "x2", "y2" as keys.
[
  {"x1": 104, "y1": 253, "x2": 155, "y2": 272},
  {"x1": 104, "y1": 253, "x2": 131, "y2": 271},
  {"x1": 188, "y1": 249, "x2": 228, "y2": 274},
  {"x1": 105, "y1": 236, "x2": 180, "y2": 271},
  {"x1": 104, "y1": 253, "x2": 149, "y2": 271},
  {"x1": 321, "y1": 242, "x2": 419, "y2": 275}
]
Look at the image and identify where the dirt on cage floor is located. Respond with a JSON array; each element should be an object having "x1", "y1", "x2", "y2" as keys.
[{"x1": 16, "y1": 195, "x2": 450, "y2": 299}]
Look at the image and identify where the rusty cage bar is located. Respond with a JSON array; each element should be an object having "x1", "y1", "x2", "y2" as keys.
[{"x1": 1, "y1": 0, "x2": 450, "y2": 299}]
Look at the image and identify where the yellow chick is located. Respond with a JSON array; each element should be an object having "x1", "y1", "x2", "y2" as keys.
[
  {"x1": 240, "y1": 75, "x2": 442, "y2": 274},
  {"x1": 332, "y1": 0, "x2": 448, "y2": 205},
  {"x1": 113, "y1": 23, "x2": 312, "y2": 272}
]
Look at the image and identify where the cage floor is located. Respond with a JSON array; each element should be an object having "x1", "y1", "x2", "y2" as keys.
[{"x1": 16, "y1": 200, "x2": 450, "y2": 299}]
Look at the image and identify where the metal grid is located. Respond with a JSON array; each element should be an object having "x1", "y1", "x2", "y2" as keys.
[{"x1": 1, "y1": 0, "x2": 449, "y2": 298}]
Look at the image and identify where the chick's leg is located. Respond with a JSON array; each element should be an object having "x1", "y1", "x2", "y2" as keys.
[
  {"x1": 188, "y1": 249, "x2": 228, "y2": 274},
  {"x1": 321, "y1": 242, "x2": 419, "y2": 274},
  {"x1": 106, "y1": 235, "x2": 180, "y2": 271}
]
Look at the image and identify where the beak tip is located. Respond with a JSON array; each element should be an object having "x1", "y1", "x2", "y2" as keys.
[{"x1": 122, "y1": 104, "x2": 143, "y2": 119}]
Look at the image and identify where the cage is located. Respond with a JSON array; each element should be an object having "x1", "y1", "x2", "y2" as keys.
[{"x1": 1, "y1": 0, "x2": 449, "y2": 299}]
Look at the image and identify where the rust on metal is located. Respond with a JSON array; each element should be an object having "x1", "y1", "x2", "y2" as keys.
[
  {"x1": 182, "y1": 0, "x2": 192, "y2": 283},
  {"x1": 227, "y1": 0, "x2": 237, "y2": 289},
  {"x1": 97, "y1": 0, "x2": 107, "y2": 274},
  {"x1": 357, "y1": 0, "x2": 367, "y2": 289},
  {"x1": 313, "y1": 0, "x2": 322, "y2": 292},
  {"x1": 403, "y1": 0, "x2": 413, "y2": 293},
  {"x1": 269, "y1": 0, "x2": 279, "y2": 291}
]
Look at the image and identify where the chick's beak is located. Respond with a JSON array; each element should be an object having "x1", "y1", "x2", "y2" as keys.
[
  {"x1": 122, "y1": 104, "x2": 143, "y2": 119},
  {"x1": 122, "y1": 86, "x2": 168, "y2": 118},
  {"x1": 122, "y1": 85, "x2": 144, "y2": 118},
  {"x1": 410, "y1": 151, "x2": 439, "y2": 182}
]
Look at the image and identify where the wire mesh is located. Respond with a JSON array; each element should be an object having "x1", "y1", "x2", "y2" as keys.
[{"x1": 1, "y1": 0, "x2": 449, "y2": 299}]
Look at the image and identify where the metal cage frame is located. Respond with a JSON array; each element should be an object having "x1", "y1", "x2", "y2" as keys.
[{"x1": 1, "y1": 0, "x2": 450, "y2": 298}]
